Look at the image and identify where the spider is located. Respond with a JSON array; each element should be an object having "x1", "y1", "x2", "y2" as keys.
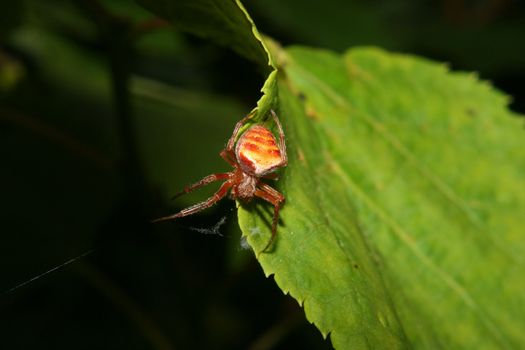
[{"x1": 153, "y1": 110, "x2": 288, "y2": 253}]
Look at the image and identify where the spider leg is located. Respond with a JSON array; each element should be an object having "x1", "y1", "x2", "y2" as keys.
[
  {"x1": 170, "y1": 173, "x2": 232, "y2": 200},
  {"x1": 270, "y1": 110, "x2": 288, "y2": 167},
  {"x1": 152, "y1": 180, "x2": 233, "y2": 223},
  {"x1": 254, "y1": 183, "x2": 285, "y2": 253},
  {"x1": 220, "y1": 111, "x2": 256, "y2": 167},
  {"x1": 226, "y1": 110, "x2": 256, "y2": 152},
  {"x1": 219, "y1": 149, "x2": 236, "y2": 167},
  {"x1": 262, "y1": 173, "x2": 279, "y2": 180}
]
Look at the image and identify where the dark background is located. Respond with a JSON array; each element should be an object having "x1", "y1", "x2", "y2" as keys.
[{"x1": 1, "y1": 0, "x2": 524, "y2": 349}]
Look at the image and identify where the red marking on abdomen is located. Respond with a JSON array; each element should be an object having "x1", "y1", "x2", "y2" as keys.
[
  {"x1": 243, "y1": 135, "x2": 269, "y2": 144},
  {"x1": 267, "y1": 149, "x2": 281, "y2": 156},
  {"x1": 242, "y1": 143, "x2": 262, "y2": 153},
  {"x1": 235, "y1": 125, "x2": 283, "y2": 176},
  {"x1": 238, "y1": 153, "x2": 256, "y2": 172}
]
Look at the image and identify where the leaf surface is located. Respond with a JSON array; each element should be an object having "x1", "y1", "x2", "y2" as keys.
[{"x1": 239, "y1": 46, "x2": 525, "y2": 349}]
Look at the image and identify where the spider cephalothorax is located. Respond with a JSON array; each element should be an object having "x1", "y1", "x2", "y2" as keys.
[{"x1": 153, "y1": 110, "x2": 288, "y2": 252}]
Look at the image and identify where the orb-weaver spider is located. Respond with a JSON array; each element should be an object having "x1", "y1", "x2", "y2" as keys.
[{"x1": 153, "y1": 110, "x2": 287, "y2": 252}]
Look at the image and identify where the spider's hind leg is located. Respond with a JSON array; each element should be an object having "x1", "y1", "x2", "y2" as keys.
[{"x1": 254, "y1": 183, "x2": 285, "y2": 253}]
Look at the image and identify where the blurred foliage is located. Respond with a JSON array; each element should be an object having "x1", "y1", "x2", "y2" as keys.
[
  {"x1": 248, "y1": 0, "x2": 525, "y2": 112},
  {"x1": 249, "y1": 0, "x2": 525, "y2": 72},
  {"x1": 0, "y1": 0, "x2": 523, "y2": 349},
  {"x1": 137, "y1": 0, "x2": 273, "y2": 70}
]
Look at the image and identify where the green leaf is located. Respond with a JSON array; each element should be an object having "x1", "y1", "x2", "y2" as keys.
[
  {"x1": 135, "y1": 0, "x2": 273, "y2": 71},
  {"x1": 239, "y1": 46, "x2": 525, "y2": 349}
]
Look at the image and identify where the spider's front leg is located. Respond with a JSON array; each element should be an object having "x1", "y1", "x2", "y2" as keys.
[
  {"x1": 254, "y1": 182, "x2": 285, "y2": 253},
  {"x1": 226, "y1": 111, "x2": 256, "y2": 152},
  {"x1": 170, "y1": 173, "x2": 232, "y2": 200},
  {"x1": 220, "y1": 111, "x2": 255, "y2": 166},
  {"x1": 153, "y1": 179, "x2": 233, "y2": 223},
  {"x1": 220, "y1": 150, "x2": 236, "y2": 167}
]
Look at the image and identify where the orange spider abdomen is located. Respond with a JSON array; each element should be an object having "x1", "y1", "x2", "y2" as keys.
[{"x1": 235, "y1": 125, "x2": 282, "y2": 176}]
